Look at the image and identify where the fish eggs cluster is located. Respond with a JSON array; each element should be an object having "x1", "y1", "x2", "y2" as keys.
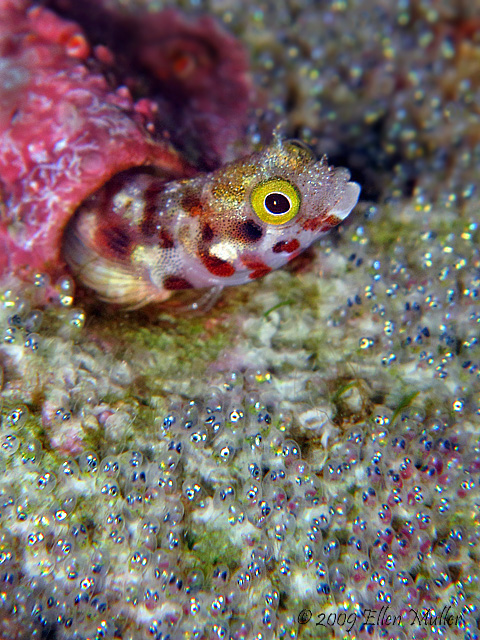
[{"x1": 0, "y1": 354, "x2": 479, "y2": 639}]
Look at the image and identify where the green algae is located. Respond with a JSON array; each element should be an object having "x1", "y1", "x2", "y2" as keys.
[
  {"x1": 263, "y1": 299, "x2": 295, "y2": 317},
  {"x1": 83, "y1": 291, "x2": 244, "y2": 382},
  {"x1": 94, "y1": 317, "x2": 227, "y2": 370},
  {"x1": 185, "y1": 524, "x2": 241, "y2": 577},
  {"x1": 391, "y1": 389, "x2": 421, "y2": 422}
]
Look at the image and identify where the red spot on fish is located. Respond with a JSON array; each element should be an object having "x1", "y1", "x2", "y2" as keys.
[
  {"x1": 96, "y1": 222, "x2": 133, "y2": 259},
  {"x1": 141, "y1": 181, "x2": 164, "y2": 237},
  {"x1": 158, "y1": 228, "x2": 175, "y2": 249},
  {"x1": 181, "y1": 190, "x2": 206, "y2": 217},
  {"x1": 241, "y1": 256, "x2": 272, "y2": 280},
  {"x1": 272, "y1": 238, "x2": 300, "y2": 254},
  {"x1": 200, "y1": 251, "x2": 235, "y2": 277},
  {"x1": 302, "y1": 214, "x2": 340, "y2": 232},
  {"x1": 163, "y1": 275, "x2": 193, "y2": 290},
  {"x1": 202, "y1": 224, "x2": 214, "y2": 242}
]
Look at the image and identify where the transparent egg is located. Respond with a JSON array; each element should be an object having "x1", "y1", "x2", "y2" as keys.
[
  {"x1": 182, "y1": 479, "x2": 208, "y2": 508},
  {"x1": 3, "y1": 405, "x2": 29, "y2": 430},
  {"x1": 211, "y1": 565, "x2": 229, "y2": 588},
  {"x1": 99, "y1": 455, "x2": 121, "y2": 478},
  {"x1": 138, "y1": 517, "x2": 160, "y2": 551},
  {"x1": 241, "y1": 480, "x2": 262, "y2": 507},
  {"x1": 247, "y1": 558, "x2": 265, "y2": 580},
  {"x1": 229, "y1": 618, "x2": 252, "y2": 640},
  {"x1": 125, "y1": 465, "x2": 148, "y2": 490},
  {"x1": 213, "y1": 484, "x2": 236, "y2": 509},
  {"x1": 66, "y1": 307, "x2": 86, "y2": 330},
  {"x1": 98, "y1": 479, "x2": 120, "y2": 502},
  {"x1": 215, "y1": 439, "x2": 236, "y2": 462},
  {"x1": 24, "y1": 332, "x2": 41, "y2": 351},
  {"x1": 227, "y1": 502, "x2": 245, "y2": 527},
  {"x1": 20, "y1": 438, "x2": 42, "y2": 468},
  {"x1": 0, "y1": 433, "x2": 20, "y2": 456},
  {"x1": 427, "y1": 555, "x2": 452, "y2": 591},
  {"x1": 322, "y1": 536, "x2": 341, "y2": 563},
  {"x1": 248, "y1": 461, "x2": 261, "y2": 480},
  {"x1": 89, "y1": 593, "x2": 110, "y2": 618},
  {"x1": 185, "y1": 569, "x2": 205, "y2": 594},
  {"x1": 33, "y1": 273, "x2": 51, "y2": 290},
  {"x1": 125, "y1": 488, "x2": 144, "y2": 513},
  {"x1": 208, "y1": 621, "x2": 229, "y2": 640},
  {"x1": 23, "y1": 309, "x2": 43, "y2": 333},
  {"x1": 277, "y1": 556, "x2": 293, "y2": 585},
  {"x1": 34, "y1": 471, "x2": 57, "y2": 494},
  {"x1": 69, "y1": 523, "x2": 89, "y2": 550},
  {"x1": 189, "y1": 427, "x2": 208, "y2": 447},
  {"x1": 55, "y1": 276, "x2": 75, "y2": 307},
  {"x1": 51, "y1": 493, "x2": 76, "y2": 522},
  {"x1": 120, "y1": 449, "x2": 143, "y2": 471},
  {"x1": 25, "y1": 530, "x2": 47, "y2": 557},
  {"x1": 128, "y1": 548, "x2": 151, "y2": 574},
  {"x1": 52, "y1": 536, "x2": 74, "y2": 563},
  {"x1": 207, "y1": 592, "x2": 227, "y2": 618},
  {"x1": 58, "y1": 458, "x2": 81, "y2": 481},
  {"x1": 162, "y1": 527, "x2": 182, "y2": 552},
  {"x1": 182, "y1": 403, "x2": 199, "y2": 430},
  {"x1": 221, "y1": 370, "x2": 244, "y2": 392},
  {"x1": 78, "y1": 451, "x2": 99, "y2": 475},
  {"x1": 282, "y1": 439, "x2": 301, "y2": 467},
  {"x1": 205, "y1": 387, "x2": 225, "y2": 414},
  {"x1": 0, "y1": 289, "x2": 28, "y2": 313},
  {"x1": 53, "y1": 407, "x2": 72, "y2": 425},
  {"x1": 204, "y1": 412, "x2": 224, "y2": 439},
  {"x1": 3, "y1": 326, "x2": 18, "y2": 344},
  {"x1": 328, "y1": 563, "x2": 348, "y2": 595},
  {"x1": 269, "y1": 511, "x2": 296, "y2": 541},
  {"x1": 154, "y1": 448, "x2": 181, "y2": 474},
  {"x1": 262, "y1": 586, "x2": 280, "y2": 611},
  {"x1": 7, "y1": 313, "x2": 23, "y2": 330},
  {"x1": 231, "y1": 569, "x2": 251, "y2": 593},
  {"x1": 163, "y1": 500, "x2": 184, "y2": 527}
]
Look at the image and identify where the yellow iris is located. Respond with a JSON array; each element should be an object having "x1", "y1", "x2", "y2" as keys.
[{"x1": 250, "y1": 178, "x2": 300, "y2": 225}]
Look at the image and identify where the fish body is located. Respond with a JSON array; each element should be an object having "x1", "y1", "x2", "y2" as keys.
[{"x1": 63, "y1": 137, "x2": 360, "y2": 307}]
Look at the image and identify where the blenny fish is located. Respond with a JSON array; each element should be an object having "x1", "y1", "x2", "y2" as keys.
[{"x1": 63, "y1": 137, "x2": 360, "y2": 308}]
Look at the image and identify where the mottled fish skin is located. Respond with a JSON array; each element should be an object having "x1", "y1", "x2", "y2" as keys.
[{"x1": 62, "y1": 137, "x2": 360, "y2": 307}]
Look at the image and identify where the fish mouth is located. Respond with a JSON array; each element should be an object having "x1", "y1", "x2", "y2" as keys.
[{"x1": 330, "y1": 181, "x2": 361, "y2": 221}]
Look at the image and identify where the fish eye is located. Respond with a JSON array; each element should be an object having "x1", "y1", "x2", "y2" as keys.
[
  {"x1": 250, "y1": 178, "x2": 300, "y2": 225},
  {"x1": 264, "y1": 192, "x2": 291, "y2": 214}
]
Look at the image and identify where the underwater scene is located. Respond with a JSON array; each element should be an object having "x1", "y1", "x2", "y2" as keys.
[{"x1": 0, "y1": 0, "x2": 480, "y2": 638}]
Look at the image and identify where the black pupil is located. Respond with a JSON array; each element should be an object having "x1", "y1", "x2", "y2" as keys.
[{"x1": 264, "y1": 192, "x2": 290, "y2": 215}]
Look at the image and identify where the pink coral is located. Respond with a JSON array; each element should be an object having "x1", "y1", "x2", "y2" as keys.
[
  {"x1": 136, "y1": 7, "x2": 252, "y2": 169},
  {"x1": 0, "y1": 0, "x2": 251, "y2": 281}
]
